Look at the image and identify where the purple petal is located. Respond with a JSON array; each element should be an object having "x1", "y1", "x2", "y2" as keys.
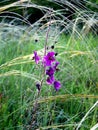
[
  {"x1": 53, "y1": 61, "x2": 59, "y2": 70},
  {"x1": 43, "y1": 52, "x2": 56, "y2": 66},
  {"x1": 46, "y1": 67, "x2": 55, "y2": 76},
  {"x1": 46, "y1": 76, "x2": 55, "y2": 85},
  {"x1": 47, "y1": 52, "x2": 55, "y2": 57},
  {"x1": 54, "y1": 80, "x2": 61, "y2": 91},
  {"x1": 33, "y1": 51, "x2": 40, "y2": 64},
  {"x1": 34, "y1": 51, "x2": 37, "y2": 56}
]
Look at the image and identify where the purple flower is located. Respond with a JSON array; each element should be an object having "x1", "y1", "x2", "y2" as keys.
[
  {"x1": 46, "y1": 67, "x2": 55, "y2": 76},
  {"x1": 53, "y1": 61, "x2": 59, "y2": 70},
  {"x1": 54, "y1": 80, "x2": 61, "y2": 91},
  {"x1": 43, "y1": 52, "x2": 55, "y2": 66},
  {"x1": 46, "y1": 76, "x2": 55, "y2": 85},
  {"x1": 33, "y1": 51, "x2": 40, "y2": 64}
]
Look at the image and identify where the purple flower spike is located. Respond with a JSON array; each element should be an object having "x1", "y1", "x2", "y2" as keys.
[
  {"x1": 43, "y1": 52, "x2": 55, "y2": 66},
  {"x1": 33, "y1": 51, "x2": 40, "y2": 64},
  {"x1": 46, "y1": 76, "x2": 55, "y2": 85},
  {"x1": 46, "y1": 67, "x2": 55, "y2": 76},
  {"x1": 54, "y1": 80, "x2": 61, "y2": 91}
]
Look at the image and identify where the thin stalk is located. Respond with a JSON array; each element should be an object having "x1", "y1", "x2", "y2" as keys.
[{"x1": 29, "y1": 10, "x2": 52, "y2": 130}]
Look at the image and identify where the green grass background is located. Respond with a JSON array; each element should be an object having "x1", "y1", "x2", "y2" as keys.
[{"x1": 0, "y1": 27, "x2": 98, "y2": 130}]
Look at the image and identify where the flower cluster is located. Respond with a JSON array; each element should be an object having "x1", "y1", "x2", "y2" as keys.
[{"x1": 33, "y1": 50, "x2": 61, "y2": 91}]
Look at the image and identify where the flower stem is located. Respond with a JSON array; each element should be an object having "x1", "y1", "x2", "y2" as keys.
[{"x1": 44, "y1": 10, "x2": 52, "y2": 55}]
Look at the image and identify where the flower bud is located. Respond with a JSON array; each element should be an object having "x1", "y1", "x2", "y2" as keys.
[
  {"x1": 36, "y1": 83, "x2": 41, "y2": 91},
  {"x1": 55, "y1": 53, "x2": 58, "y2": 56},
  {"x1": 51, "y1": 45, "x2": 54, "y2": 49},
  {"x1": 35, "y1": 39, "x2": 38, "y2": 43}
]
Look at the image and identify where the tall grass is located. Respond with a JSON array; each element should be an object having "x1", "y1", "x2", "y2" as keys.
[{"x1": 0, "y1": 0, "x2": 98, "y2": 130}]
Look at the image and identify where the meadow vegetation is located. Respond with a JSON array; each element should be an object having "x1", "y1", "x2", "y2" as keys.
[{"x1": 0, "y1": 0, "x2": 98, "y2": 130}]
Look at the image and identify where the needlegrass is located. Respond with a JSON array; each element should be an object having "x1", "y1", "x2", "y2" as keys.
[
  {"x1": 0, "y1": 30, "x2": 98, "y2": 130},
  {"x1": 0, "y1": 0, "x2": 98, "y2": 130}
]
